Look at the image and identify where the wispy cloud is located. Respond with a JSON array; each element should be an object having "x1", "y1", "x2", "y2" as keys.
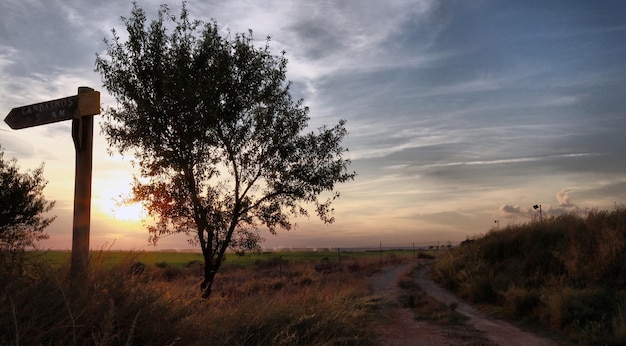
[{"x1": 422, "y1": 153, "x2": 597, "y2": 169}]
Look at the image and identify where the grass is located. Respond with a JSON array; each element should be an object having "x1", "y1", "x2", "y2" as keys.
[
  {"x1": 431, "y1": 206, "x2": 626, "y2": 344},
  {"x1": 1, "y1": 248, "x2": 417, "y2": 345}
]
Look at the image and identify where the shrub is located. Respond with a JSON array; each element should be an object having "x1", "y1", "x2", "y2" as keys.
[
  {"x1": 129, "y1": 261, "x2": 146, "y2": 275},
  {"x1": 417, "y1": 251, "x2": 435, "y2": 260},
  {"x1": 500, "y1": 285, "x2": 541, "y2": 319},
  {"x1": 541, "y1": 287, "x2": 613, "y2": 329},
  {"x1": 158, "y1": 265, "x2": 185, "y2": 281}
]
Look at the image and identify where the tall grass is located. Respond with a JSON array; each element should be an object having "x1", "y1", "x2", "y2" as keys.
[
  {"x1": 0, "y1": 249, "x2": 409, "y2": 345},
  {"x1": 432, "y1": 206, "x2": 626, "y2": 344}
]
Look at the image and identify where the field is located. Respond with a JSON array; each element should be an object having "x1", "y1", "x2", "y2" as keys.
[
  {"x1": 2, "y1": 248, "x2": 422, "y2": 345},
  {"x1": 39, "y1": 248, "x2": 422, "y2": 268}
]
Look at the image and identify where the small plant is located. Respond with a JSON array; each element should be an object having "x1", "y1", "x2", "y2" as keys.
[{"x1": 129, "y1": 261, "x2": 146, "y2": 275}]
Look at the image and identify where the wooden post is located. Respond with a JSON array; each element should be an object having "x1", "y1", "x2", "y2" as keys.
[
  {"x1": 4, "y1": 86, "x2": 99, "y2": 280},
  {"x1": 70, "y1": 87, "x2": 95, "y2": 279}
]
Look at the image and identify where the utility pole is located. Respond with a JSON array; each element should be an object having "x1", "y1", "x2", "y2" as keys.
[{"x1": 533, "y1": 204, "x2": 542, "y2": 222}]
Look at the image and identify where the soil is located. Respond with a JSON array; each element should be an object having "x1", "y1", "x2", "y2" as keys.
[{"x1": 370, "y1": 262, "x2": 558, "y2": 346}]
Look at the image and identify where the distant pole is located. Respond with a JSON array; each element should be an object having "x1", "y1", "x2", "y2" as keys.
[
  {"x1": 533, "y1": 204, "x2": 542, "y2": 223},
  {"x1": 70, "y1": 87, "x2": 95, "y2": 279},
  {"x1": 337, "y1": 248, "x2": 341, "y2": 265},
  {"x1": 380, "y1": 242, "x2": 383, "y2": 263},
  {"x1": 494, "y1": 220, "x2": 500, "y2": 230}
]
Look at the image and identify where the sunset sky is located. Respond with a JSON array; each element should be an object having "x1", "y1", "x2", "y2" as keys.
[{"x1": 1, "y1": 1, "x2": 626, "y2": 250}]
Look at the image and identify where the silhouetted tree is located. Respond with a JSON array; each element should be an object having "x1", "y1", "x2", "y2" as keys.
[
  {"x1": 96, "y1": 3, "x2": 355, "y2": 298},
  {"x1": 0, "y1": 146, "x2": 55, "y2": 261}
]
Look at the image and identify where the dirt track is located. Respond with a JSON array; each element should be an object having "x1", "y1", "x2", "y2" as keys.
[{"x1": 371, "y1": 262, "x2": 557, "y2": 346}]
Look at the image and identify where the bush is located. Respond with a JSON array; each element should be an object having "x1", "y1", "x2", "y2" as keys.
[
  {"x1": 417, "y1": 251, "x2": 435, "y2": 260},
  {"x1": 500, "y1": 285, "x2": 541, "y2": 319}
]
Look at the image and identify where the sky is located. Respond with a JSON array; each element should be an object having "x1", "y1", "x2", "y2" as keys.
[{"x1": 1, "y1": 0, "x2": 626, "y2": 251}]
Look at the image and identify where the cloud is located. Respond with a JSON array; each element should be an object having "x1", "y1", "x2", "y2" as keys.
[
  {"x1": 499, "y1": 204, "x2": 548, "y2": 220},
  {"x1": 499, "y1": 204, "x2": 525, "y2": 218},
  {"x1": 499, "y1": 188, "x2": 587, "y2": 222},
  {"x1": 556, "y1": 188, "x2": 574, "y2": 207}
]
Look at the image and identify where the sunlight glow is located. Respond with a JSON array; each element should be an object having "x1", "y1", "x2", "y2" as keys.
[
  {"x1": 109, "y1": 202, "x2": 145, "y2": 222},
  {"x1": 94, "y1": 179, "x2": 146, "y2": 223}
]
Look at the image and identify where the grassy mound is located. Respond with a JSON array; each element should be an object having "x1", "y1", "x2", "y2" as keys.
[{"x1": 432, "y1": 207, "x2": 626, "y2": 344}]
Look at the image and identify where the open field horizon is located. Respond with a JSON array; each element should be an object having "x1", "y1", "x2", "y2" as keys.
[
  {"x1": 35, "y1": 248, "x2": 440, "y2": 269},
  {"x1": 37, "y1": 241, "x2": 462, "y2": 253}
]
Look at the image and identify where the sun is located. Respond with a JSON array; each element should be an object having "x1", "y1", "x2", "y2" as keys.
[
  {"x1": 95, "y1": 182, "x2": 146, "y2": 223},
  {"x1": 109, "y1": 202, "x2": 146, "y2": 222}
]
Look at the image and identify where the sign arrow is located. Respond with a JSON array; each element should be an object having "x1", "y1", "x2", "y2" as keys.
[{"x1": 4, "y1": 91, "x2": 100, "y2": 130}]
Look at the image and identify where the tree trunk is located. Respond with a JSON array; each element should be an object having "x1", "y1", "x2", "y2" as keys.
[
  {"x1": 201, "y1": 263, "x2": 218, "y2": 299},
  {"x1": 199, "y1": 214, "x2": 237, "y2": 298}
]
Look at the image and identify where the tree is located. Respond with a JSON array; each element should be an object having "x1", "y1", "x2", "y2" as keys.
[
  {"x1": 0, "y1": 146, "x2": 55, "y2": 261},
  {"x1": 96, "y1": 3, "x2": 355, "y2": 298}
]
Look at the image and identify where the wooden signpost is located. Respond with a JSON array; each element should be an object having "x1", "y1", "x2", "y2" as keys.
[
  {"x1": 4, "y1": 87, "x2": 100, "y2": 279},
  {"x1": 5, "y1": 89, "x2": 100, "y2": 130}
]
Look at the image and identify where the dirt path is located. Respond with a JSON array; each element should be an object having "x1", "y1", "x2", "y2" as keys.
[
  {"x1": 371, "y1": 262, "x2": 558, "y2": 346},
  {"x1": 371, "y1": 263, "x2": 458, "y2": 345}
]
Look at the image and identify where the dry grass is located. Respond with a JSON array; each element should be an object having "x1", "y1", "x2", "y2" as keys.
[{"x1": 0, "y1": 250, "x2": 410, "y2": 345}]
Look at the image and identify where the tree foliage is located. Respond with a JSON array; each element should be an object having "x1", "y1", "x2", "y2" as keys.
[
  {"x1": 96, "y1": 3, "x2": 355, "y2": 298},
  {"x1": 0, "y1": 146, "x2": 55, "y2": 259}
]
